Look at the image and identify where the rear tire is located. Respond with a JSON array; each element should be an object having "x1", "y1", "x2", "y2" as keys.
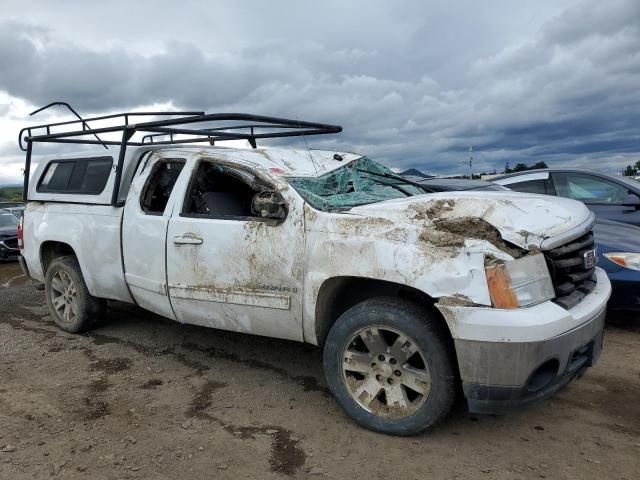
[
  {"x1": 45, "y1": 255, "x2": 106, "y2": 333},
  {"x1": 323, "y1": 297, "x2": 457, "y2": 436}
]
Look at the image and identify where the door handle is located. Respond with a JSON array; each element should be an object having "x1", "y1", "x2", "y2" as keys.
[{"x1": 173, "y1": 234, "x2": 203, "y2": 245}]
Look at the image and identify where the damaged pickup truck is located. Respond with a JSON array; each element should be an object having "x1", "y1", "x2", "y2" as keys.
[{"x1": 18, "y1": 111, "x2": 610, "y2": 435}]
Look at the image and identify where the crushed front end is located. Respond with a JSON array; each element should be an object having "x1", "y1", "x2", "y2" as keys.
[{"x1": 436, "y1": 216, "x2": 611, "y2": 414}]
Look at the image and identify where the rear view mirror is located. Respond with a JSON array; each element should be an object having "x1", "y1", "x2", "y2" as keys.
[
  {"x1": 622, "y1": 193, "x2": 640, "y2": 209},
  {"x1": 251, "y1": 190, "x2": 287, "y2": 220}
]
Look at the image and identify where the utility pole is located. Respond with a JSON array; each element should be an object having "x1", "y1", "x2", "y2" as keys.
[{"x1": 459, "y1": 147, "x2": 474, "y2": 179}]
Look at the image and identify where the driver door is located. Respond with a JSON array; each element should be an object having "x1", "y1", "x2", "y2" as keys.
[{"x1": 165, "y1": 157, "x2": 305, "y2": 341}]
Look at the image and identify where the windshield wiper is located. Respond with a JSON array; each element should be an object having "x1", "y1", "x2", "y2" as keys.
[
  {"x1": 369, "y1": 179, "x2": 414, "y2": 196},
  {"x1": 356, "y1": 169, "x2": 435, "y2": 194}
]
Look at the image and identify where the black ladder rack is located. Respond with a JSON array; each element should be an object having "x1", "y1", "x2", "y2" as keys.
[{"x1": 19, "y1": 108, "x2": 342, "y2": 204}]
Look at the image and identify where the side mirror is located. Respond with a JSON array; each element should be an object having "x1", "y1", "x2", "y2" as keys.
[
  {"x1": 622, "y1": 193, "x2": 640, "y2": 209},
  {"x1": 251, "y1": 190, "x2": 287, "y2": 220}
]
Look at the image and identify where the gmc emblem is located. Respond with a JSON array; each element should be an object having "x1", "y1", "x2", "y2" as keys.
[{"x1": 583, "y1": 249, "x2": 596, "y2": 269}]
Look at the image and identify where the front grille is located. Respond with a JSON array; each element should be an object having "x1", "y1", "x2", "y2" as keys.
[
  {"x1": 544, "y1": 231, "x2": 596, "y2": 310},
  {"x1": 1, "y1": 238, "x2": 18, "y2": 250}
]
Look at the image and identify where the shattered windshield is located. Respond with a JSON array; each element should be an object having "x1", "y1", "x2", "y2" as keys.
[{"x1": 287, "y1": 157, "x2": 425, "y2": 211}]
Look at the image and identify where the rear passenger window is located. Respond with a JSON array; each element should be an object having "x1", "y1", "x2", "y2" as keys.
[
  {"x1": 140, "y1": 159, "x2": 185, "y2": 214},
  {"x1": 507, "y1": 179, "x2": 547, "y2": 195},
  {"x1": 38, "y1": 157, "x2": 113, "y2": 194}
]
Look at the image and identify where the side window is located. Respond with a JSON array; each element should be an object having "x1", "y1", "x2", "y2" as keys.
[
  {"x1": 140, "y1": 159, "x2": 185, "y2": 214},
  {"x1": 38, "y1": 157, "x2": 113, "y2": 194},
  {"x1": 506, "y1": 179, "x2": 547, "y2": 195},
  {"x1": 553, "y1": 173, "x2": 630, "y2": 204},
  {"x1": 182, "y1": 161, "x2": 260, "y2": 219}
]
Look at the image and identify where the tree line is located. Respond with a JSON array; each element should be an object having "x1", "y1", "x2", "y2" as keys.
[
  {"x1": 471, "y1": 161, "x2": 548, "y2": 179},
  {"x1": 0, "y1": 187, "x2": 23, "y2": 202},
  {"x1": 623, "y1": 161, "x2": 640, "y2": 177}
]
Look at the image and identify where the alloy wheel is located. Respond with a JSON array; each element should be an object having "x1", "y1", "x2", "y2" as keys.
[
  {"x1": 341, "y1": 326, "x2": 431, "y2": 419},
  {"x1": 50, "y1": 270, "x2": 79, "y2": 325}
]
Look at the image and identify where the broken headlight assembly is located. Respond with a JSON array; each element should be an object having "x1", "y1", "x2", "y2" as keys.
[
  {"x1": 485, "y1": 254, "x2": 555, "y2": 309},
  {"x1": 604, "y1": 252, "x2": 640, "y2": 271}
]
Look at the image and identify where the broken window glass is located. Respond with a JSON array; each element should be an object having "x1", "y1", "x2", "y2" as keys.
[
  {"x1": 183, "y1": 161, "x2": 260, "y2": 218},
  {"x1": 287, "y1": 157, "x2": 424, "y2": 211},
  {"x1": 140, "y1": 159, "x2": 185, "y2": 214}
]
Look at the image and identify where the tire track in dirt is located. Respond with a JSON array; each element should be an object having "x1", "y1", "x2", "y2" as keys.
[
  {"x1": 3, "y1": 311, "x2": 311, "y2": 475},
  {"x1": 184, "y1": 379, "x2": 307, "y2": 475}
]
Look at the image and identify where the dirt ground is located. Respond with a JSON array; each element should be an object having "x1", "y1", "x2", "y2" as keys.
[{"x1": 1, "y1": 262, "x2": 639, "y2": 479}]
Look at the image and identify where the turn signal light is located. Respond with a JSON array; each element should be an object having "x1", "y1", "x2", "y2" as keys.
[
  {"x1": 485, "y1": 254, "x2": 555, "y2": 309},
  {"x1": 485, "y1": 263, "x2": 518, "y2": 309}
]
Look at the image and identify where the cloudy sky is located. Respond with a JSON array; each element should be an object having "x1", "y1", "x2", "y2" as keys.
[{"x1": 0, "y1": 0, "x2": 638, "y2": 184}]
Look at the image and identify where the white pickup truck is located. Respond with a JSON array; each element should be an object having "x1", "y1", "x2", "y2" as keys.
[{"x1": 18, "y1": 111, "x2": 610, "y2": 435}]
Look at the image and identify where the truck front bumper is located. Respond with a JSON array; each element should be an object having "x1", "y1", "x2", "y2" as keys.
[
  {"x1": 436, "y1": 267, "x2": 611, "y2": 414},
  {"x1": 460, "y1": 307, "x2": 604, "y2": 413}
]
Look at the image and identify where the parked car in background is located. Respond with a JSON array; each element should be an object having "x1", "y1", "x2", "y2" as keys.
[
  {"x1": 0, "y1": 202, "x2": 24, "y2": 208},
  {"x1": 492, "y1": 170, "x2": 640, "y2": 226},
  {"x1": 593, "y1": 218, "x2": 640, "y2": 311},
  {"x1": 3, "y1": 205, "x2": 25, "y2": 218},
  {"x1": 0, "y1": 210, "x2": 20, "y2": 260},
  {"x1": 404, "y1": 177, "x2": 510, "y2": 192},
  {"x1": 414, "y1": 177, "x2": 640, "y2": 312}
]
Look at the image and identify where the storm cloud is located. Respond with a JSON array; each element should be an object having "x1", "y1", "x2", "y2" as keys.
[{"x1": 0, "y1": 0, "x2": 638, "y2": 180}]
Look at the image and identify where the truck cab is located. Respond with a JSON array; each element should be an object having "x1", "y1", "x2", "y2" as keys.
[{"x1": 18, "y1": 111, "x2": 611, "y2": 435}]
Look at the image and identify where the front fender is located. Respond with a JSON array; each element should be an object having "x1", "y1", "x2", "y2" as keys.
[{"x1": 303, "y1": 231, "x2": 492, "y2": 344}]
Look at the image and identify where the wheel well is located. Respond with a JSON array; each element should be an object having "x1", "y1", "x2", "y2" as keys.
[
  {"x1": 314, "y1": 276, "x2": 451, "y2": 346},
  {"x1": 40, "y1": 241, "x2": 76, "y2": 275}
]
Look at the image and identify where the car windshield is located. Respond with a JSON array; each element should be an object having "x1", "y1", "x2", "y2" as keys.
[
  {"x1": 287, "y1": 157, "x2": 425, "y2": 211},
  {"x1": 0, "y1": 213, "x2": 19, "y2": 227}
]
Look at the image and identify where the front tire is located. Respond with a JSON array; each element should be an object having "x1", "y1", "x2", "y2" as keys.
[
  {"x1": 323, "y1": 297, "x2": 457, "y2": 435},
  {"x1": 45, "y1": 255, "x2": 105, "y2": 333}
]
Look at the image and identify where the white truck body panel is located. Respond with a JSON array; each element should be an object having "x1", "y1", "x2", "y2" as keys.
[
  {"x1": 163, "y1": 154, "x2": 306, "y2": 341},
  {"x1": 22, "y1": 202, "x2": 133, "y2": 303},
  {"x1": 121, "y1": 153, "x2": 178, "y2": 320}
]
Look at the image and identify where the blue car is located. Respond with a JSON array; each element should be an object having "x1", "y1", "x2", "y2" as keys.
[{"x1": 594, "y1": 218, "x2": 640, "y2": 311}]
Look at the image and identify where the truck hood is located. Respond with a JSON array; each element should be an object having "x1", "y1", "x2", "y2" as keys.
[{"x1": 345, "y1": 191, "x2": 592, "y2": 252}]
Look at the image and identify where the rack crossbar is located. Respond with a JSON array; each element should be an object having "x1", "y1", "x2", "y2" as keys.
[{"x1": 20, "y1": 107, "x2": 342, "y2": 205}]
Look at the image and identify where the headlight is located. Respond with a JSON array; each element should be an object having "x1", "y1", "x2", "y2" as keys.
[
  {"x1": 485, "y1": 254, "x2": 555, "y2": 308},
  {"x1": 604, "y1": 252, "x2": 640, "y2": 271}
]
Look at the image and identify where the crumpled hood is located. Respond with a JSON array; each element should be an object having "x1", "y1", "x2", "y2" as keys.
[{"x1": 346, "y1": 191, "x2": 592, "y2": 250}]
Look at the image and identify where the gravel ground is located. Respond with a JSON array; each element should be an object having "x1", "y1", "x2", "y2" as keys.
[{"x1": 0, "y1": 262, "x2": 639, "y2": 479}]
